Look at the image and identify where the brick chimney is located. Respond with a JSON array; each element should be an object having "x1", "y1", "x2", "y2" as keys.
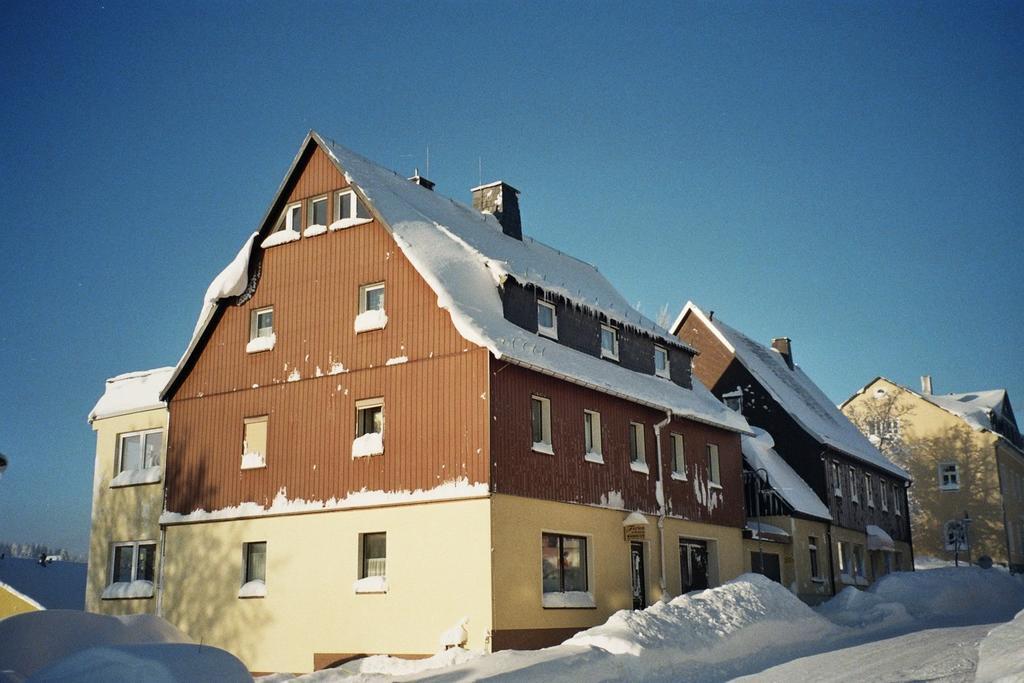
[
  {"x1": 921, "y1": 375, "x2": 933, "y2": 395},
  {"x1": 472, "y1": 181, "x2": 521, "y2": 240},
  {"x1": 771, "y1": 337, "x2": 794, "y2": 370},
  {"x1": 408, "y1": 169, "x2": 435, "y2": 191}
]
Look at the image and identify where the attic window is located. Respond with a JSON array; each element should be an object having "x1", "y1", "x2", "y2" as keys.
[
  {"x1": 275, "y1": 202, "x2": 302, "y2": 233},
  {"x1": 654, "y1": 346, "x2": 670, "y2": 378},
  {"x1": 335, "y1": 189, "x2": 371, "y2": 224},
  {"x1": 309, "y1": 196, "x2": 328, "y2": 227},
  {"x1": 600, "y1": 325, "x2": 619, "y2": 361},
  {"x1": 723, "y1": 388, "x2": 743, "y2": 413},
  {"x1": 537, "y1": 300, "x2": 557, "y2": 339}
]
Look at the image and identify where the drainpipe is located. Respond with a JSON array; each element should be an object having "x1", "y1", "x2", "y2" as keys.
[
  {"x1": 156, "y1": 410, "x2": 171, "y2": 618},
  {"x1": 654, "y1": 409, "x2": 672, "y2": 598}
]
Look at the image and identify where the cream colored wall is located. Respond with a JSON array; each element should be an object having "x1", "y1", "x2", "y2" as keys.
[
  {"x1": 742, "y1": 516, "x2": 832, "y2": 603},
  {"x1": 490, "y1": 494, "x2": 744, "y2": 633},
  {"x1": 996, "y1": 442, "x2": 1024, "y2": 569},
  {"x1": 843, "y1": 379, "x2": 1010, "y2": 565},
  {"x1": 86, "y1": 407, "x2": 167, "y2": 615},
  {"x1": 0, "y1": 586, "x2": 41, "y2": 618},
  {"x1": 160, "y1": 497, "x2": 492, "y2": 674}
]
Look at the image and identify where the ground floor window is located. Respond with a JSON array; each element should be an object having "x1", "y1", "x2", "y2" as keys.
[
  {"x1": 750, "y1": 551, "x2": 782, "y2": 583},
  {"x1": 110, "y1": 541, "x2": 156, "y2": 584},
  {"x1": 361, "y1": 532, "x2": 387, "y2": 579},
  {"x1": 808, "y1": 536, "x2": 821, "y2": 579},
  {"x1": 680, "y1": 538, "x2": 710, "y2": 593},
  {"x1": 542, "y1": 533, "x2": 588, "y2": 593}
]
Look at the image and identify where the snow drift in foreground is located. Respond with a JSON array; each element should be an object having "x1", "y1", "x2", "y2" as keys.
[
  {"x1": 0, "y1": 610, "x2": 250, "y2": 682},
  {"x1": 976, "y1": 607, "x2": 1024, "y2": 683}
]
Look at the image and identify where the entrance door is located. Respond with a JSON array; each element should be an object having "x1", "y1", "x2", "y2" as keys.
[
  {"x1": 680, "y1": 539, "x2": 709, "y2": 593},
  {"x1": 630, "y1": 542, "x2": 646, "y2": 610},
  {"x1": 750, "y1": 551, "x2": 782, "y2": 583}
]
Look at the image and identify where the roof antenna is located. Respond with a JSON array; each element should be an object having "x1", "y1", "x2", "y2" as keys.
[
  {"x1": 478, "y1": 157, "x2": 483, "y2": 186},
  {"x1": 709, "y1": 310, "x2": 715, "y2": 321},
  {"x1": 425, "y1": 144, "x2": 430, "y2": 177}
]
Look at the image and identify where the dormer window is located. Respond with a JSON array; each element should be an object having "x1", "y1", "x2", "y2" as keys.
[
  {"x1": 600, "y1": 324, "x2": 619, "y2": 361},
  {"x1": 537, "y1": 300, "x2": 557, "y2": 339},
  {"x1": 275, "y1": 202, "x2": 301, "y2": 233},
  {"x1": 309, "y1": 196, "x2": 328, "y2": 227},
  {"x1": 654, "y1": 346, "x2": 670, "y2": 378},
  {"x1": 723, "y1": 388, "x2": 743, "y2": 413}
]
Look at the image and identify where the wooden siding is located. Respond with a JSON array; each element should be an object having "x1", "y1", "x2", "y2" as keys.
[
  {"x1": 489, "y1": 362, "x2": 745, "y2": 528},
  {"x1": 167, "y1": 146, "x2": 490, "y2": 512}
]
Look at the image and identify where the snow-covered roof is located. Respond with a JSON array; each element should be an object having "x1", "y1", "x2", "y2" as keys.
[
  {"x1": 865, "y1": 524, "x2": 895, "y2": 551},
  {"x1": 921, "y1": 389, "x2": 1011, "y2": 434},
  {"x1": 89, "y1": 367, "x2": 174, "y2": 422},
  {"x1": 162, "y1": 133, "x2": 747, "y2": 434},
  {"x1": 742, "y1": 428, "x2": 832, "y2": 521},
  {"x1": 744, "y1": 520, "x2": 791, "y2": 540},
  {"x1": 676, "y1": 303, "x2": 907, "y2": 479}
]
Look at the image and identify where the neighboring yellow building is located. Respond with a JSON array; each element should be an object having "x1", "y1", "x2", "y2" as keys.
[
  {"x1": 86, "y1": 367, "x2": 172, "y2": 616},
  {"x1": 842, "y1": 377, "x2": 1024, "y2": 571},
  {"x1": 0, "y1": 582, "x2": 43, "y2": 618}
]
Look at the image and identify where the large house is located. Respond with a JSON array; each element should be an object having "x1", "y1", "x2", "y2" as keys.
[
  {"x1": 672, "y1": 303, "x2": 913, "y2": 596},
  {"x1": 87, "y1": 132, "x2": 752, "y2": 674},
  {"x1": 842, "y1": 377, "x2": 1024, "y2": 571}
]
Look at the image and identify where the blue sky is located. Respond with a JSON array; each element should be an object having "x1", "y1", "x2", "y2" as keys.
[{"x1": 1, "y1": 1, "x2": 1021, "y2": 554}]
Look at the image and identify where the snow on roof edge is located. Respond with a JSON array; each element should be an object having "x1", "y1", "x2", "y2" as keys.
[{"x1": 89, "y1": 367, "x2": 175, "y2": 422}]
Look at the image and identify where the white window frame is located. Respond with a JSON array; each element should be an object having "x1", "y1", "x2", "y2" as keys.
[
  {"x1": 939, "y1": 462, "x2": 960, "y2": 491},
  {"x1": 356, "y1": 398, "x2": 384, "y2": 438},
  {"x1": 537, "y1": 300, "x2": 557, "y2": 339},
  {"x1": 108, "y1": 540, "x2": 156, "y2": 585},
  {"x1": 722, "y1": 388, "x2": 743, "y2": 413},
  {"x1": 276, "y1": 201, "x2": 301, "y2": 233},
  {"x1": 335, "y1": 188, "x2": 370, "y2": 222},
  {"x1": 541, "y1": 530, "x2": 592, "y2": 606},
  {"x1": 832, "y1": 461, "x2": 842, "y2": 497},
  {"x1": 629, "y1": 422, "x2": 647, "y2": 472},
  {"x1": 359, "y1": 532, "x2": 387, "y2": 580},
  {"x1": 849, "y1": 466, "x2": 859, "y2": 504},
  {"x1": 893, "y1": 484, "x2": 902, "y2": 516},
  {"x1": 242, "y1": 541, "x2": 267, "y2": 587},
  {"x1": 671, "y1": 433, "x2": 686, "y2": 480},
  {"x1": 654, "y1": 345, "x2": 670, "y2": 378},
  {"x1": 865, "y1": 473, "x2": 875, "y2": 508},
  {"x1": 880, "y1": 478, "x2": 889, "y2": 512},
  {"x1": 600, "y1": 324, "x2": 620, "y2": 361},
  {"x1": 249, "y1": 306, "x2": 274, "y2": 341},
  {"x1": 583, "y1": 410, "x2": 603, "y2": 462},
  {"x1": 531, "y1": 395, "x2": 553, "y2": 454},
  {"x1": 359, "y1": 282, "x2": 385, "y2": 314},
  {"x1": 117, "y1": 429, "x2": 163, "y2": 474},
  {"x1": 707, "y1": 443, "x2": 721, "y2": 488},
  {"x1": 308, "y1": 195, "x2": 328, "y2": 227}
]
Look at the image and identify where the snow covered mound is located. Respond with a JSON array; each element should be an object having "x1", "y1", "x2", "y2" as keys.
[
  {"x1": 0, "y1": 609, "x2": 249, "y2": 681},
  {"x1": 569, "y1": 573, "x2": 832, "y2": 656},
  {"x1": 975, "y1": 607, "x2": 1024, "y2": 683}
]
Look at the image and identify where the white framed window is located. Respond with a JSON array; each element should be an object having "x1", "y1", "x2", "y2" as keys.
[
  {"x1": 671, "y1": 433, "x2": 686, "y2": 479},
  {"x1": 542, "y1": 532, "x2": 591, "y2": 607},
  {"x1": 275, "y1": 201, "x2": 302, "y2": 233},
  {"x1": 880, "y1": 478, "x2": 889, "y2": 511},
  {"x1": 308, "y1": 195, "x2": 328, "y2": 227},
  {"x1": 242, "y1": 416, "x2": 268, "y2": 470},
  {"x1": 353, "y1": 398, "x2": 384, "y2": 458},
  {"x1": 354, "y1": 532, "x2": 387, "y2": 593},
  {"x1": 939, "y1": 463, "x2": 960, "y2": 491},
  {"x1": 250, "y1": 306, "x2": 273, "y2": 340},
  {"x1": 583, "y1": 410, "x2": 602, "y2": 462},
  {"x1": 849, "y1": 466, "x2": 859, "y2": 504},
  {"x1": 118, "y1": 429, "x2": 163, "y2": 474},
  {"x1": 629, "y1": 422, "x2": 647, "y2": 472},
  {"x1": 239, "y1": 541, "x2": 267, "y2": 598},
  {"x1": 893, "y1": 484, "x2": 902, "y2": 516},
  {"x1": 355, "y1": 282, "x2": 387, "y2": 333},
  {"x1": 335, "y1": 189, "x2": 371, "y2": 222},
  {"x1": 832, "y1": 461, "x2": 842, "y2": 497},
  {"x1": 600, "y1": 324, "x2": 619, "y2": 361},
  {"x1": 722, "y1": 388, "x2": 743, "y2": 413},
  {"x1": 537, "y1": 300, "x2": 557, "y2": 339},
  {"x1": 532, "y1": 395, "x2": 553, "y2": 454},
  {"x1": 808, "y1": 536, "x2": 821, "y2": 580},
  {"x1": 707, "y1": 443, "x2": 721, "y2": 487},
  {"x1": 654, "y1": 346, "x2": 670, "y2": 378},
  {"x1": 865, "y1": 473, "x2": 874, "y2": 508},
  {"x1": 109, "y1": 541, "x2": 156, "y2": 586}
]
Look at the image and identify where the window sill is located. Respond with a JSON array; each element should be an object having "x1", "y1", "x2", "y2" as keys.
[
  {"x1": 329, "y1": 217, "x2": 373, "y2": 232},
  {"x1": 261, "y1": 230, "x2": 300, "y2": 249},
  {"x1": 670, "y1": 472, "x2": 687, "y2": 482},
  {"x1": 532, "y1": 442, "x2": 554, "y2": 456},
  {"x1": 303, "y1": 224, "x2": 328, "y2": 237},
  {"x1": 542, "y1": 591, "x2": 595, "y2": 609},
  {"x1": 537, "y1": 328, "x2": 558, "y2": 341},
  {"x1": 238, "y1": 580, "x2": 267, "y2": 598},
  {"x1": 353, "y1": 576, "x2": 388, "y2": 594},
  {"x1": 939, "y1": 486, "x2": 961, "y2": 492},
  {"x1": 584, "y1": 452, "x2": 604, "y2": 464},
  {"x1": 810, "y1": 577, "x2": 827, "y2": 584},
  {"x1": 354, "y1": 310, "x2": 388, "y2": 333},
  {"x1": 102, "y1": 581, "x2": 155, "y2": 600},
  {"x1": 109, "y1": 466, "x2": 162, "y2": 488},
  {"x1": 600, "y1": 351, "x2": 619, "y2": 362},
  {"x1": 629, "y1": 461, "x2": 650, "y2": 475},
  {"x1": 246, "y1": 334, "x2": 277, "y2": 353},
  {"x1": 241, "y1": 453, "x2": 266, "y2": 470}
]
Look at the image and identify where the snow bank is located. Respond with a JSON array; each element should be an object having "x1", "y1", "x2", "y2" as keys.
[
  {"x1": 0, "y1": 610, "x2": 194, "y2": 678},
  {"x1": 440, "y1": 618, "x2": 468, "y2": 648},
  {"x1": 352, "y1": 432, "x2": 384, "y2": 458},
  {"x1": 354, "y1": 309, "x2": 388, "y2": 333},
  {"x1": 27, "y1": 643, "x2": 251, "y2": 683},
  {"x1": 976, "y1": 607, "x2": 1024, "y2": 682},
  {"x1": 568, "y1": 573, "x2": 832, "y2": 657},
  {"x1": 109, "y1": 466, "x2": 162, "y2": 488},
  {"x1": 280, "y1": 648, "x2": 481, "y2": 681}
]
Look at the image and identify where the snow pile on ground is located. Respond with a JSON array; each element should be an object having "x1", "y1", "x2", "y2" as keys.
[
  {"x1": 0, "y1": 610, "x2": 249, "y2": 682},
  {"x1": 975, "y1": 607, "x2": 1024, "y2": 682}
]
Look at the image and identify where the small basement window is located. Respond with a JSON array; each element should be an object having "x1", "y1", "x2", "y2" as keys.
[
  {"x1": 537, "y1": 300, "x2": 557, "y2": 339},
  {"x1": 600, "y1": 324, "x2": 619, "y2": 361},
  {"x1": 532, "y1": 395, "x2": 553, "y2": 455},
  {"x1": 353, "y1": 399, "x2": 384, "y2": 458},
  {"x1": 654, "y1": 346, "x2": 670, "y2": 378}
]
